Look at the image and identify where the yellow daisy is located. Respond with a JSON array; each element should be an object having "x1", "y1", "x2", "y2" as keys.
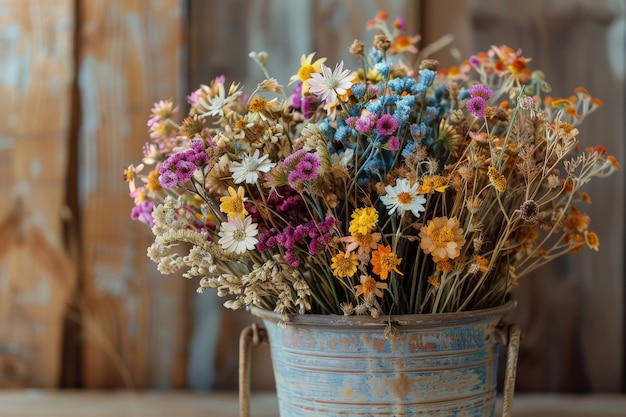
[
  {"x1": 289, "y1": 52, "x2": 327, "y2": 95},
  {"x1": 219, "y1": 186, "x2": 248, "y2": 219},
  {"x1": 331, "y1": 251, "x2": 359, "y2": 278},
  {"x1": 348, "y1": 207, "x2": 379, "y2": 235}
]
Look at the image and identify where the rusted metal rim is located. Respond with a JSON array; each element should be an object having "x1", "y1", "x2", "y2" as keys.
[{"x1": 249, "y1": 299, "x2": 517, "y2": 328}]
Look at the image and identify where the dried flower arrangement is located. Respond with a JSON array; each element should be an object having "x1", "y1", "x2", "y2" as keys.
[{"x1": 124, "y1": 12, "x2": 619, "y2": 319}]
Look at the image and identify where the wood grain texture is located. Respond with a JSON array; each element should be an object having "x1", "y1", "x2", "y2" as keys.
[
  {"x1": 77, "y1": 0, "x2": 188, "y2": 389},
  {"x1": 0, "y1": 0, "x2": 76, "y2": 388}
]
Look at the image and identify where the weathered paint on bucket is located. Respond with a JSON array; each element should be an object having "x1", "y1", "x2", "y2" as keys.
[{"x1": 252, "y1": 301, "x2": 515, "y2": 417}]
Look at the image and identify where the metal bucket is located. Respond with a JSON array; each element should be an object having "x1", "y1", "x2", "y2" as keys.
[{"x1": 240, "y1": 301, "x2": 520, "y2": 417}]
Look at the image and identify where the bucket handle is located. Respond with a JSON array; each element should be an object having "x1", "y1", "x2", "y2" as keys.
[
  {"x1": 238, "y1": 322, "x2": 522, "y2": 417},
  {"x1": 501, "y1": 323, "x2": 522, "y2": 417},
  {"x1": 239, "y1": 323, "x2": 267, "y2": 417}
]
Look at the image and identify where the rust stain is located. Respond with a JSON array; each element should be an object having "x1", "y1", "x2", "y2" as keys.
[
  {"x1": 390, "y1": 373, "x2": 411, "y2": 400},
  {"x1": 342, "y1": 384, "x2": 353, "y2": 398},
  {"x1": 371, "y1": 337, "x2": 386, "y2": 353},
  {"x1": 328, "y1": 337, "x2": 337, "y2": 350}
]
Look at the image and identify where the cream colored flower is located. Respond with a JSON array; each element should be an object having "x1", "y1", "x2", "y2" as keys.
[{"x1": 419, "y1": 216, "x2": 465, "y2": 262}]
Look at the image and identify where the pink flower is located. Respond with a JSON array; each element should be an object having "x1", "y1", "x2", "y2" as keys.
[
  {"x1": 466, "y1": 96, "x2": 488, "y2": 118},
  {"x1": 376, "y1": 114, "x2": 398, "y2": 136}
]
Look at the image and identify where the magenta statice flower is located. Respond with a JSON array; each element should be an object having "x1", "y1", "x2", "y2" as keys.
[
  {"x1": 470, "y1": 84, "x2": 494, "y2": 100},
  {"x1": 466, "y1": 96, "x2": 488, "y2": 118},
  {"x1": 376, "y1": 114, "x2": 398, "y2": 136},
  {"x1": 257, "y1": 228, "x2": 279, "y2": 252},
  {"x1": 388, "y1": 135, "x2": 401, "y2": 151}
]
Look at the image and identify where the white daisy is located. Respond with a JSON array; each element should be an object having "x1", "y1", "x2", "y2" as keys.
[
  {"x1": 229, "y1": 149, "x2": 276, "y2": 184},
  {"x1": 380, "y1": 178, "x2": 427, "y2": 218},
  {"x1": 218, "y1": 216, "x2": 259, "y2": 254},
  {"x1": 198, "y1": 82, "x2": 241, "y2": 119},
  {"x1": 307, "y1": 61, "x2": 355, "y2": 104}
]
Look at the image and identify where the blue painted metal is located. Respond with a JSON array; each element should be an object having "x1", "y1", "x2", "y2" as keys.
[{"x1": 251, "y1": 301, "x2": 516, "y2": 417}]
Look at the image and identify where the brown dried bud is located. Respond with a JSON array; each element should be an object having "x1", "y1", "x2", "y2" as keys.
[
  {"x1": 419, "y1": 59, "x2": 439, "y2": 71},
  {"x1": 391, "y1": 63, "x2": 409, "y2": 78},
  {"x1": 519, "y1": 199, "x2": 539, "y2": 223},
  {"x1": 373, "y1": 34, "x2": 391, "y2": 52},
  {"x1": 349, "y1": 39, "x2": 365, "y2": 56}
]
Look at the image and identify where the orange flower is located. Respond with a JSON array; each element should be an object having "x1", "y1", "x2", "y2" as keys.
[
  {"x1": 370, "y1": 245, "x2": 403, "y2": 280},
  {"x1": 355, "y1": 275, "x2": 388, "y2": 299},
  {"x1": 563, "y1": 206, "x2": 590, "y2": 233},
  {"x1": 390, "y1": 34, "x2": 421, "y2": 54},
  {"x1": 564, "y1": 232, "x2": 584, "y2": 253},
  {"x1": 608, "y1": 155, "x2": 621, "y2": 171},
  {"x1": 584, "y1": 231, "x2": 600, "y2": 252}
]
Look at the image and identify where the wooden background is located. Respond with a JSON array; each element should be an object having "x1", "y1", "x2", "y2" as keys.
[{"x1": 0, "y1": 0, "x2": 623, "y2": 393}]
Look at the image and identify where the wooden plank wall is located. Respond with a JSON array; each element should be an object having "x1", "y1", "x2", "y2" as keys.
[
  {"x1": 0, "y1": 0, "x2": 76, "y2": 388},
  {"x1": 77, "y1": 0, "x2": 188, "y2": 389},
  {"x1": 0, "y1": 0, "x2": 623, "y2": 392}
]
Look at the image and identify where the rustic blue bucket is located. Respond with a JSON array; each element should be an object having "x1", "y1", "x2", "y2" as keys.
[{"x1": 245, "y1": 301, "x2": 518, "y2": 417}]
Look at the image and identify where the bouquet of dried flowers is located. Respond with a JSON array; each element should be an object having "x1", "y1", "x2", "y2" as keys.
[{"x1": 124, "y1": 12, "x2": 619, "y2": 318}]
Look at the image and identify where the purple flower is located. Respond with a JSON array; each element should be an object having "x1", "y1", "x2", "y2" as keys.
[
  {"x1": 130, "y1": 200, "x2": 156, "y2": 227},
  {"x1": 466, "y1": 96, "x2": 488, "y2": 118},
  {"x1": 388, "y1": 135, "x2": 401, "y2": 151},
  {"x1": 394, "y1": 17, "x2": 406, "y2": 31},
  {"x1": 282, "y1": 149, "x2": 307, "y2": 169},
  {"x1": 159, "y1": 170, "x2": 178, "y2": 188},
  {"x1": 355, "y1": 113, "x2": 377, "y2": 133},
  {"x1": 344, "y1": 116, "x2": 357, "y2": 128},
  {"x1": 470, "y1": 84, "x2": 494, "y2": 100},
  {"x1": 301, "y1": 96, "x2": 318, "y2": 119},
  {"x1": 284, "y1": 250, "x2": 301, "y2": 268},
  {"x1": 283, "y1": 150, "x2": 320, "y2": 184},
  {"x1": 469, "y1": 55, "x2": 481, "y2": 68},
  {"x1": 257, "y1": 228, "x2": 279, "y2": 252},
  {"x1": 376, "y1": 114, "x2": 398, "y2": 136},
  {"x1": 291, "y1": 82, "x2": 303, "y2": 108},
  {"x1": 292, "y1": 153, "x2": 320, "y2": 181},
  {"x1": 175, "y1": 160, "x2": 197, "y2": 182}
]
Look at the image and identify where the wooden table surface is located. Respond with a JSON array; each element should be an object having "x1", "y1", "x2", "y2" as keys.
[{"x1": 0, "y1": 390, "x2": 625, "y2": 417}]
